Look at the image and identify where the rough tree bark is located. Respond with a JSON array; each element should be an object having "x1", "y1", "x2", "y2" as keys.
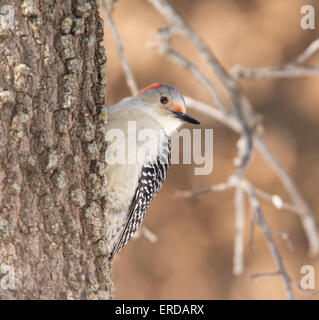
[{"x1": 0, "y1": 0, "x2": 113, "y2": 299}]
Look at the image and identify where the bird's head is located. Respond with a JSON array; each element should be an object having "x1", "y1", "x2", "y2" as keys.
[{"x1": 136, "y1": 84, "x2": 200, "y2": 129}]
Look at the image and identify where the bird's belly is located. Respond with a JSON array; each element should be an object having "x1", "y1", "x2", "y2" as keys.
[{"x1": 104, "y1": 163, "x2": 142, "y2": 253}]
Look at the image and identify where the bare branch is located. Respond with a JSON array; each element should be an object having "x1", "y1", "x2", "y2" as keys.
[
  {"x1": 251, "y1": 271, "x2": 280, "y2": 280},
  {"x1": 231, "y1": 64, "x2": 319, "y2": 80},
  {"x1": 254, "y1": 136, "x2": 319, "y2": 256},
  {"x1": 133, "y1": 225, "x2": 158, "y2": 243},
  {"x1": 155, "y1": 26, "x2": 227, "y2": 111},
  {"x1": 248, "y1": 207, "x2": 256, "y2": 251},
  {"x1": 231, "y1": 38, "x2": 319, "y2": 80},
  {"x1": 292, "y1": 38, "x2": 319, "y2": 64},
  {"x1": 245, "y1": 183, "x2": 294, "y2": 300},
  {"x1": 185, "y1": 95, "x2": 319, "y2": 255},
  {"x1": 102, "y1": 3, "x2": 139, "y2": 95},
  {"x1": 146, "y1": 0, "x2": 237, "y2": 90},
  {"x1": 174, "y1": 182, "x2": 235, "y2": 198},
  {"x1": 271, "y1": 230, "x2": 294, "y2": 251},
  {"x1": 147, "y1": 0, "x2": 254, "y2": 175},
  {"x1": 254, "y1": 187, "x2": 300, "y2": 215},
  {"x1": 233, "y1": 186, "x2": 245, "y2": 275},
  {"x1": 103, "y1": 0, "x2": 319, "y2": 299},
  {"x1": 184, "y1": 96, "x2": 240, "y2": 130}
]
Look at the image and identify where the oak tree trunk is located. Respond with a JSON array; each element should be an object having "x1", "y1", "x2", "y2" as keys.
[{"x1": 0, "y1": 0, "x2": 113, "y2": 299}]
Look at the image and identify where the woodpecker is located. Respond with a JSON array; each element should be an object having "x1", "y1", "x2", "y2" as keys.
[{"x1": 104, "y1": 83, "x2": 200, "y2": 263}]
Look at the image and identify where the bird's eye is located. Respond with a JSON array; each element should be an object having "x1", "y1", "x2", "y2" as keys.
[{"x1": 160, "y1": 96, "x2": 168, "y2": 105}]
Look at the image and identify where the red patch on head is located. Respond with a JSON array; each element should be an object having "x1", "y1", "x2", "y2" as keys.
[
  {"x1": 137, "y1": 83, "x2": 163, "y2": 95},
  {"x1": 172, "y1": 104, "x2": 185, "y2": 114}
]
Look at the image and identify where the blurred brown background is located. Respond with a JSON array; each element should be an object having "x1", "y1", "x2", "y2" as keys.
[{"x1": 103, "y1": 0, "x2": 319, "y2": 299}]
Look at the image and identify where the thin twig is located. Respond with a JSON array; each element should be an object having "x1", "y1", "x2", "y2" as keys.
[
  {"x1": 231, "y1": 38, "x2": 319, "y2": 80},
  {"x1": 141, "y1": 226, "x2": 158, "y2": 243},
  {"x1": 185, "y1": 95, "x2": 319, "y2": 255},
  {"x1": 233, "y1": 186, "x2": 245, "y2": 275},
  {"x1": 246, "y1": 183, "x2": 294, "y2": 300},
  {"x1": 132, "y1": 225, "x2": 158, "y2": 243},
  {"x1": 254, "y1": 136, "x2": 319, "y2": 256},
  {"x1": 251, "y1": 271, "x2": 280, "y2": 280},
  {"x1": 102, "y1": 3, "x2": 139, "y2": 95},
  {"x1": 147, "y1": 0, "x2": 254, "y2": 175},
  {"x1": 231, "y1": 65, "x2": 319, "y2": 80},
  {"x1": 174, "y1": 182, "x2": 235, "y2": 198},
  {"x1": 184, "y1": 96, "x2": 240, "y2": 130},
  {"x1": 146, "y1": 0, "x2": 238, "y2": 90},
  {"x1": 103, "y1": 0, "x2": 319, "y2": 299},
  {"x1": 155, "y1": 26, "x2": 227, "y2": 111},
  {"x1": 292, "y1": 38, "x2": 319, "y2": 64},
  {"x1": 254, "y1": 187, "x2": 300, "y2": 214},
  {"x1": 248, "y1": 206, "x2": 256, "y2": 251}
]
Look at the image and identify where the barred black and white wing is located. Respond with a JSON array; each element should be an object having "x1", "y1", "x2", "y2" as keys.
[{"x1": 110, "y1": 137, "x2": 171, "y2": 262}]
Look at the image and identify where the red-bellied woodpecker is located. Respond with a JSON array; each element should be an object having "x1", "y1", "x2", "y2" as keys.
[{"x1": 105, "y1": 83, "x2": 200, "y2": 263}]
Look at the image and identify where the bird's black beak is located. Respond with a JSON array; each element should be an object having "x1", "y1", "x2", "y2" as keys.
[{"x1": 171, "y1": 110, "x2": 200, "y2": 125}]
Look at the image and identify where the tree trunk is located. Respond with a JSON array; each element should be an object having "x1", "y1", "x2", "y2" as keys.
[{"x1": 0, "y1": 0, "x2": 113, "y2": 299}]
